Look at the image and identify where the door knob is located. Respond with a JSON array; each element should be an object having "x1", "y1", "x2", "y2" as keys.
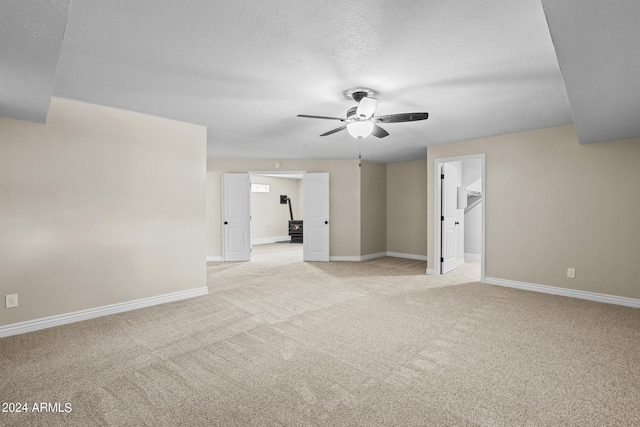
[
  {"x1": 325, "y1": 221, "x2": 328, "y2": 224},
  {"x1": 455, "y1": 221, "x2": 459, "y2": 225},
  {"x1": 224, "y1": 221, "x2": 228, "y2": 225}
]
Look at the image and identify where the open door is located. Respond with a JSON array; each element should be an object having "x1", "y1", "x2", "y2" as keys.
[
  {"x1": 441, "y1": 163, "x2": 457, "y2": 273},
  {"x1": 222, "y1": 173, "x2": 251, "y2": 261},
  {"x1": 303, "y1": 173, "x2": 329, "y2": 262}
]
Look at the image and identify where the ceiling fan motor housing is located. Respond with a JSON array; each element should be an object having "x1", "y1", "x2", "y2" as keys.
[
  {"x1": 343, "y1": 87, "x2": 378, "y2": 102},
  {"x1": 351, "y1": 91, "x2": 369, "y2": 103}
]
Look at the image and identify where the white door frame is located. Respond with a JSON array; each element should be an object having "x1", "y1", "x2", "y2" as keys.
[
  {"x1": 248, "y1": 171, "x2": 307, "y2": 177},
  {"x1": 432, "y1": 154, "x2": 486, "y2": 281}
]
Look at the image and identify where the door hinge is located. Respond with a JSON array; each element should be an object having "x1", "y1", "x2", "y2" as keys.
[
  {"x1": 441, "y1": 216, "x2": 444, "y2": 221},
  {"x1": 441, "y1": 174, "x2": 445, "y2": 179},
  {"x1": 440, "y1": 257, "x2": 444, "y2": 262}
]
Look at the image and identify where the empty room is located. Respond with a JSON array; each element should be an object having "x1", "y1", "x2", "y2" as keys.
[{"x1": 1, "y1": 1, "x2": 639, "y2": 426}]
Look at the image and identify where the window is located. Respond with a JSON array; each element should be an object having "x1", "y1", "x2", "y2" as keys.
[{"x1": 251, "y1": 183, "x2": 270, "y2": 193}]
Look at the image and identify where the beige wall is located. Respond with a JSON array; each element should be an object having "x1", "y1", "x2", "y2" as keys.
[
  {"x1": 250, "y1": 175, "x2": 301, "y2": 240},
  {"x1": 0, "y1": 98, "x2": 207, "y2": 327},
  {"x1": 207, "y1": 159, "x2": 361, "y2": 257},
  {"x1": 427, "y1": 125, "x2": 640, "y2": 300},
  {"x1": 360, "y1": 161, "x2": 387, "y2": 255},
  {"x1": 207, "y1": 158, "x2": 430, "y2": 259},
  {"x1": 386, "y1": 158, "x2": 428, "y2": 257}
]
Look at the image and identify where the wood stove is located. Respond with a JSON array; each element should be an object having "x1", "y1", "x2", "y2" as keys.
[
  {"x1": 282, "y1": 195, "x2": 303, "y2": 243},
  {"x1": 289, "y1": 220, "x2": 303, "y2": 243}
]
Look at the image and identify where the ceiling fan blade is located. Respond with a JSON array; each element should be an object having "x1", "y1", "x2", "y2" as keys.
[
  {"x1": 356, "y1": 97, "x2": 378, "y2": 119},
  {"x1": 374, "y1": 112, "x2": 429, "y2": 123},
  {"x1": 297, "y1": 114, "x2": 345, "y2": 121},
  {"x1": 371, "y1": 124, "x2": 389, "y2": 138},
  {"x1": 320, "y1": 125, "x2": 347, "y2": 137}
]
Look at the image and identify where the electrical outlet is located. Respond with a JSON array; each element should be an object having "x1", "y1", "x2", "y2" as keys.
[
  {"x1": 6, "y1": 294, "x2": 18, "y2": 308},
  {"x1": 567, "y1": 268, "x2": 576, "y2": 279}
]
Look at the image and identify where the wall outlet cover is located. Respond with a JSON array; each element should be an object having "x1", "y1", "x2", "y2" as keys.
[{"x1": 6, "y1": 294, "x2": 18, "y2": 308}]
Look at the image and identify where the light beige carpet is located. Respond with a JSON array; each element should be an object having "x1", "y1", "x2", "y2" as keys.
[{"x1": 1, "y1": 244, "x2": 638, "y2": 426}]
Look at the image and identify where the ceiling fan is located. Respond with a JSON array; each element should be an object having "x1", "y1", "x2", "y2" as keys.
[{"x1": 297, "y1": 90, "x2": 429, "y2": 139}]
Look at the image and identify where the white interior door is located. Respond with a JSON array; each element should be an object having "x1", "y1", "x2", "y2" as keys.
[
  {"x1": 303, "y1": 173, "x2": 329, "y2": 262},
  {"x1": 441, "y1": 164, "x2": 458, "y2": 273},
  {"x1": 223, "y1": 173, "x2": 251, "y2": 261}
]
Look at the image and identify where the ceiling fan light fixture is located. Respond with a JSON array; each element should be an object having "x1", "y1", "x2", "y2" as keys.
[{"x1": 347, "y1": 121, "x2": 374, "y2": 139}]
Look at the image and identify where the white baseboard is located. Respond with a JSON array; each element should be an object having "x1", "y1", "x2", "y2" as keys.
[
  {"x1": 206, "y1": 256, "x2": 223, "y2": 262},
  {"x1": 426, "y1": 268, "x2": 437, "y2": 275},
  {"x1": 387, "y1": 252, "x2": 428, "y2": 261},
  {"x1": 252, "y1": 236, "x2": 290, "y2": 245},
  {"x1": 330, "y1": 256, "x2": 361, "y2": 261},
  {"x1": 331, "y1": 252, "x2": 428, "y2": 262},
  {"x1": 456, "y1": 258, "x2": 465, "y2": 266},
  {"x1": 0, "y1": 287, "x2": 209, "y2": 339},
  {"x1": 484, "y1": 277, "x2": 640, "y2": 308},
  {"x1": 464, "y1": 253, "x2": 481, "y2": 261},
  {"x1": 361, "y1": 252, "x2": 387, "y2": 261}
]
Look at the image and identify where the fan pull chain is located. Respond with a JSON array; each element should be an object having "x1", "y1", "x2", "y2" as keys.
[{"x1": 358, "y1": 138, "x2": 362, "y2": 167}]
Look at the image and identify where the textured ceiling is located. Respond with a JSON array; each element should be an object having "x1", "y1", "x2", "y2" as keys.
[
  {"x1": 542, "y1": 0, "x2": 640, "y2": 145},
  {"x1": 0, "y1": 0, "x2": 70, "y2": 122},
  {"x1": 1, "y1": 1, "x2": 636, "y2": 163}
]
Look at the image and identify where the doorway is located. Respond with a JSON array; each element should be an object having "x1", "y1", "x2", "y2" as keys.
[
  {"x1": 432, "y1": 154, "x2": 485, "y2": 281},
  {"x1": 250, "y1": 172, "x2": 304, "y2": 261},
  {"x1": 222, "y1": 171, "x2": 330, "y2": 262}
]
